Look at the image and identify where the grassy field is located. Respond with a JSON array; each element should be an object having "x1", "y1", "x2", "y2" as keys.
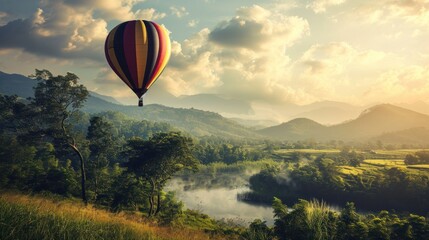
[
  {"x1": 363, "y1": 159, "x2": 406, "y2": 167},
  {"x1": 275, "y1": 148, "x2": 428, "y2": 157},
  {"x1": 407, "y1": 164, "x2": 429, "y2": 170},
  {"x1": 0, "y1": 192, "x2": 231, "y2": 240},
  {"x1": 370, "y1": 149, "x2": 427, "y2": 156},
  {"x1": 275, "y1": 149, "x2": 341, "y2": 154}
]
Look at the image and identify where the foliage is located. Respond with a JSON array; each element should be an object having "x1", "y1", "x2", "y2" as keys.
[
  {"x1": 273, "y1": 198, "x2": 429, "y2": 240},
  {"x1": 124, "y1": 132, "x2": 199, "y2": 216},
  {"x1": 404, "y1": 151, "x2": 429, "y2": 165},
  {"x1": 86, "y1": 116, "x2": 118, "y2": 201},
  {"x1": 242, "y1": 219, "x2": 273, "y2": 240},
  {"x1": 30, "y1": 69, "x2": 89, "y2": 203},
  {"x1": 245, "y1": 152, "x2": 429, "y2": 214},
  {"x1": 273, "y1": 198, "x2": 336, "y2": 240}
]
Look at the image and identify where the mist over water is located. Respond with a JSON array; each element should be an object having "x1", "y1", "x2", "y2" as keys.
[{"x1": 166, "y1": 179, "x2": 274, "y2": 226}]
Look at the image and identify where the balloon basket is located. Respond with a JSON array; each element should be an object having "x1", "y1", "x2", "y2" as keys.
[{"x1": 138, "y1": 98, "x2": 143, "y2": 107}]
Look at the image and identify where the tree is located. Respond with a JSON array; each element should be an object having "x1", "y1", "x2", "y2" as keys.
[
  {"x1": 124, "y1": 132, "x2": 199, "y2": 216},
  {"x1": 273, "y1": 198, "x2": 337, "y2": 240},
  {"x1": 30, "y1": 69, "x2": 89, "y2": 203},
  {"x1": 87, "y1": 116, "x2": 117, "y2": 200},
  {"x1": 336, "y1": 202, "x2": 367, "y2": 240},
  {"x1": 0, "y1": 94, "x2": 38, "y2": 141},
  {"x1": 243, "y1": 219, "x2": 273, "y2": 240}
]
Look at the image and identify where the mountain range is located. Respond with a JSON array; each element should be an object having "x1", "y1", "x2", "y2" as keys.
[
  {"x1": 0, "y1": 71, "x2": 258, "y2": 138},
  {"x1": 258, "y1": 104, "x2": 429, "y2": 143},
  {"x1": 1, "y1": 71, "x2": 429, "y2": 144}
]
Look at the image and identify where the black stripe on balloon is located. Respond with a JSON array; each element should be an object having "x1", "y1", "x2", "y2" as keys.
[
  {"x1": 113, "y1": 21, "x2": 137, "y2": 90},
  {"x1": 142, "y1": 21, "x2": 159, "y2": 89}
]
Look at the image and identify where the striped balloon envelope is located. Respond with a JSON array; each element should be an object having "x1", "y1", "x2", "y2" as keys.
[{"x1": 105, "y1": 20, "x2": 171, "y2": 106}]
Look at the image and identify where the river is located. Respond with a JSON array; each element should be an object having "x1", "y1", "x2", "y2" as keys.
[{"x1": 166, "y1": 179, "x2": 274, "y2": 226}]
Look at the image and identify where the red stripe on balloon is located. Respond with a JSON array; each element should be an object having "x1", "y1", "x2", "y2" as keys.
[{"x1": 123, "y1": 21, "x2": 138, "y2": 88}]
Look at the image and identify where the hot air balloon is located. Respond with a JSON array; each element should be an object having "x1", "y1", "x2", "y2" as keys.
[{"x1": 105, "y1": 20, "x2": 171, "y2": 106}]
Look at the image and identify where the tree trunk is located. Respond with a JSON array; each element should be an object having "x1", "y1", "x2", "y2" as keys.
[
  {"x1": 62, "y1": 115, "x2": 87, "y2": 205},
  {"x1": 155, "y1": 190, "x2": 161, "y2": 216},
  {"x1": 70, "y1": 144, "x2": 87, "y2": 205},
  {"x1": 148, "y1": 179, "x2": 155, "y2": 216},
  {"x1": 94, "y1": 156, "x2": 100, "y2": 201}
]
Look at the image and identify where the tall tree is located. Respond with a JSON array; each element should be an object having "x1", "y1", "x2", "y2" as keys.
[
  {"x1": 87, "y1": 116, "x2": 117, "y2": 200},
  {"x1": 30, "y1": 69, "x2": 89, "y2": 203},
  {"x1": 124, "y1": 132, "x2": 199, "y2": 216}
]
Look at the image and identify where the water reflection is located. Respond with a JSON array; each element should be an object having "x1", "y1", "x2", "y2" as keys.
[{"x1": 166, "y1": 179, "x2": 274, "y2": 226}]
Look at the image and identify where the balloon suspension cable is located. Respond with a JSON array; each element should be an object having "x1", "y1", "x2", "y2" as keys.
[{"x1": 138, "y1": 97, "x2": 143, "y2": 107}]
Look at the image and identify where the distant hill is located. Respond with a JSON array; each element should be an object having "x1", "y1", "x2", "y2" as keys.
[
  {"x1": 0, "y1": 71, "x2": 259, "y2": 138},
  {"x1": 398, "y1": 101, "x2": 429, "y2": 116},
  {"x1": 229, "y1": 118, "x2": 280, "y2": 130},
  {"x1": 176, "y1": 94, "x2": 254, "y2": 115},
  {"x1": 372, "y1": 127, "x2": 429, "y2": 145},
  {"x1": 259, "y1": 104, "x2": 429, "y2": 142},
  {"x1": 258, "y1": 118, "x2": 327, "y2": 140},
  {"x1": 332, "y1": 104, "x2": 429, "y2": 140},
  {"x1": 290, "y1": 107, "x2": 360, "y2": 125},
  {"x1": 3, "y1": 71, "x2": 429, "y2": 142},
  {"x1": 289, "y1": 101, "x2": 363, "y2": 125},
  {"x1": 145, "y1": 90, "x2": 255, "y2": 115},
  {"x1": 0, "y1": 71, "x2": 36, "y2": 98},
  {"x1": 82, "y1": 101, "x2": 260, "y2": 138},
  {"x1": 0, "y1": 71, "x2": 122, "y2": 105},
  {"x1": 88, "y1": 91, "x2": 122, "y2": 105}
]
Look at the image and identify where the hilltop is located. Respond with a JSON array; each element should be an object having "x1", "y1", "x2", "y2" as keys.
[
  {"x1": 259, "y1": 104, "x2": 429, "y2": 142},
  {"x1": 0, "y1": 71, "x2": 259, "y2": 139}
]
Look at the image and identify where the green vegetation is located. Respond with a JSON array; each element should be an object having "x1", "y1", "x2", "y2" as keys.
[
  {"x1": 244, "y1": 149, "x2": 429, "y2": 213},
  {"x1": 2, "y1": 70, "x2": 429, "y2": 239},
  {"x1": 272, "y1": 199, "x2": 429, "y2": 240},
  {"x1": 404, "y1": 151, "x2": 429, "y2": 165},
  {"x1": 123, "y1": 132, "x2": 198, "y2": 216}
]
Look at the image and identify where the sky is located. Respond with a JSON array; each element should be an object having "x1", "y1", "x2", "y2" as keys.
[{"x1": 0, "y1": 0, "x2": 429, "y2": 115}]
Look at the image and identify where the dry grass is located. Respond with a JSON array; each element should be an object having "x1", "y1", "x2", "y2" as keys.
[
  {"x1": 363, "y1": 159, "x2": 406, "y2": 166},
  {"x1": 338, "y1": 166, "x2": 364, "y2": 175},
  {"x1": 0, "y1": 192, "x2": 229, "y2": 240}
]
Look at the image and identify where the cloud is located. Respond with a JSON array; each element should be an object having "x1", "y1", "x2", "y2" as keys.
[
  {"x1": 364, "y1": 65, "x2": 429, "y2": 103},
  {"x1": 91, "y1": 67, "x2": 135, "y2": 98},
  {"x1": 0, "y1": 0, "x2": 162, "y2": 62},
  {"x1": 307, "y1": 0, "x2": 346, "y2": 13},
  {"x1": 0, "y1": 11, "x2": 11, "y2": 26},
  {"x1": 170, "y1": 6, "x2": 189, "y2": 18},
  {"x1": 62, "y1": 0, "x2": 145, "y2": 21},
  {"x1": 351, "y1": 0, "x2": 429, "y2": 26},
  {"x1": 209, "y1": 5, "x2": 309, "y2": 50},
  {"x1": 134, "y1": 8, "x2": 166, "y2": 20},
  {"x1": 289, "y1": 42, "x2": 389, "y2": 102},
  {"x1": 188, "y1": 19, "x2": 198, "y2": 27},
  {"x1": 157, "y1": 5, "x2": 311, "y2": 105},
  {"x1": 0, "y1": 2, "x2": 107, "y2": 61}
]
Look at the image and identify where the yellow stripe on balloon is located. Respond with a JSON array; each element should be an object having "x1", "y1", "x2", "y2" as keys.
[
  {"x1": 107, "y1": 26, "x2": 133, "y2": 89},
  {"x1": 135, "y1": 20, "x2": 148, "y2": 89},
  {"x1": 147, "y1": 25, "x2": 171, "y2": 89}
]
